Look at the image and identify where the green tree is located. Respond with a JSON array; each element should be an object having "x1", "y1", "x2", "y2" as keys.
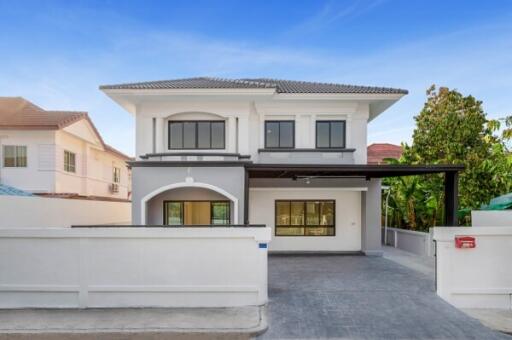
[{"x1": 385, "y1": 85, "x2": 512, "y2": 230}]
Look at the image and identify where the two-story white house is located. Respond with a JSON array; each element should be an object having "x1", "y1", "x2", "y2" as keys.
[
  {"x1": 101, "y1": 77, "x2": 461, "y2": 255},
  {"x1": 0, "y1": 97, "x2": 131, "y2": 200}
]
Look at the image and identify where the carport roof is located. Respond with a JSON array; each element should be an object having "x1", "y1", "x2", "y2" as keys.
[
  {"x1": 129, "y1": 160, "x2": 463, "y2": 177},
  {"x1": 246, "y1": 163, "x2": 464, "y2": 178}
]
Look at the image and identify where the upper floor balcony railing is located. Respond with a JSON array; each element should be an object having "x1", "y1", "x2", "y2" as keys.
[
  {"x1": 138, "y1": 149, "x2": 357, "y2": 164},
  {"x1": 257, "y1": 148, "x2": 356, "y2": 164},
  {"x1": 139, "y1": 152, "x2": 250, "y2": 162}
]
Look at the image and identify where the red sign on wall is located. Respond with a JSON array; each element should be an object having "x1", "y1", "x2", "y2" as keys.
[{"x1": 455, "y1": 236, "x2": 476, "y2": 249}]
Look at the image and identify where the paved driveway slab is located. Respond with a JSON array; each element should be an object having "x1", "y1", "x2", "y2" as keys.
[{"x1": 259, "y1": 255, "x2": 510, "y2": 339}]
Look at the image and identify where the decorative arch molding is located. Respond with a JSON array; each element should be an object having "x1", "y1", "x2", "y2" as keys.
[
  {"x1": 140, "y1": 181, "x2": 239, "y2": 224},
  {"x1": 165, "y1": 111, "x2": 229, "y2": 120}
]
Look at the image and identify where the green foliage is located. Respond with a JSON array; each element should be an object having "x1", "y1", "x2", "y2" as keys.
[{"x1": 384, "y1": 85, "x2": 512, "y2": 230}]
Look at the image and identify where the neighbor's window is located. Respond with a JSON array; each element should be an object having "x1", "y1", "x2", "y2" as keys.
[
  {"x1": 3, "y1": 145, "x2": 27, "y2": 167},
  {"x1": 275, "y1": 200, "x2": 335, "y2": 236},
  {"x1": 265, "y1": 121, "x2": 294, "y2": 148},
  {"x1": 64, "y1": 150, "x2": 76, "y2": 173},
  {"x1": 113, "y1": 167, "x2": 121, "y2": 183},
  {"x1": 168, "y1": 121, "x2": 225, "y2": 149},
  {"x1": 316, "y1": 121, "x2": 346, "y2": 148},
  {"x1": 164, "y1": 201, "x2": 231, "y2": 225}
]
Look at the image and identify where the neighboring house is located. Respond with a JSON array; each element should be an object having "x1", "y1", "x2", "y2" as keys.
[
  {"x1": 0, "y1": 97, "x2": 131, "y2": 200},
  {"x1": 101, "y1": 77, "x2": 461, "y2": 254},
  {"x1": 367, "y1": 143, "x2": 403, "y2": 164}
]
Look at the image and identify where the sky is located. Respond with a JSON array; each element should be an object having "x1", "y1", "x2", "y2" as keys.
[{"x1": 1, "y1": 0, "x2": 511, "y2": 156}]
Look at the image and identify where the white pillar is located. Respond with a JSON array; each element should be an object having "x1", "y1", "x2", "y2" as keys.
[
  {"x1": 155, "y1": 117, "x2": 164, "y2": 153},
  {"x1": 238, "y1": 116, "x2": 250, "y2": 155},
  {"x1": 228, "y1": 116, "x2": 237, "y2": 153},
  {"x1": 259, "y1": 114, "x2": 265, "y2": 149}
]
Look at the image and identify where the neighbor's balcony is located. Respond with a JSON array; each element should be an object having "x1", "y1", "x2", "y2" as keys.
[{"x1": 256, "y1": 148, "x2": 356, "y2": 164}]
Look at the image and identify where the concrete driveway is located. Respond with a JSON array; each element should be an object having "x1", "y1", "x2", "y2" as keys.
[{"x1": 259, "y1": 255, "x2": 510, "y2": 339}]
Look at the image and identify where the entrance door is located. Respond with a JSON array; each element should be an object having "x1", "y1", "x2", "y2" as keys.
[{"x1": 163, "y1": 201, "x2": 230, "y2": 225}]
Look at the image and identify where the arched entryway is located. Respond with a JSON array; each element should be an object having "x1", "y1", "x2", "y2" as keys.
[{"x1": 140, "y1": 182, "x2": 239, "y2": 225}]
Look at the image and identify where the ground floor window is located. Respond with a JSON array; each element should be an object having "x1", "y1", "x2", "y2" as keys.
[
  {"x1": 275, "y1": 200, "x2": 335, "y2": 236},
  {"x1": 163, "y1": 201, "x2": 230, "y2": 225}
]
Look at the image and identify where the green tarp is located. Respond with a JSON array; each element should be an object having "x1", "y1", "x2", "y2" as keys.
[{"x1": 480, "y1": 192, "x2": 512, "y2": 210}]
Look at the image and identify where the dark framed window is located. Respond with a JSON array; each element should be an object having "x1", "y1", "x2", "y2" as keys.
[
  {"x1": 163, "y1": 200, "x2": 231, "y2": 225},
  {"x1": 3, "y1": 145, "x2": 27, "y2": 167},
  {"x1": 64, "y1": 150, "x2": 76, "y2": 173},
  {"x1": 168, "y1": 121, "x2": 225, "y2": 149},
  {"x1": 265, "y1": 121, "x2": 295, "y2": 148},
  {"x1": 275, "y1": 200, "x2": 335, "y2": 236},
  {"x1": 316, "y1": 121, "x2": 346, "y2": 148}
]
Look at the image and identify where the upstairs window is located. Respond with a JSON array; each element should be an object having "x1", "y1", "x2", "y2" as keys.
[
  {"x1": 64, "y1": 150, "x2": 76, "y2": 173},
  {"x1": 316, "y1": 121, "x2": 346, "y2": 148},
  {"x1": 168, "y1": 121, "x2": 225, "y2": 149},
  {"x1": 265, "y1": 121, "x2": 295, "y2": 148},
  {"x1": 113, "y1": 167, "x2": 121, "y2": 183},
  {"x1": 3, "y1": 145, "x2": 27, "y2": 167}
]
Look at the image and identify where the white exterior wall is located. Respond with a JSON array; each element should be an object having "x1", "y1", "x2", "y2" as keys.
[
  {"x1": 0, "y1": 130, "x2": 56, "y2": 192},
  {"x1": 0, "y1": 123, "x2": 130, "y2": 199},
  {"x1": 0, "y1": 227, "x2": 271, "y2": 308},
  {"x1": 133, "y1": 97, "x2": 370, "y2": 163},
  {"x1": 55, "y1": 129, "x2": 130, "y2": 198},
  {"x1": 249, "y1": 188, "x2": 362, "y2": 252},
  {"x1": 434, "y1": 226, "x2": 512, "y2": 309},
  {"x1": 0, "y1": 196, "x2": 131, "y2": 228}
]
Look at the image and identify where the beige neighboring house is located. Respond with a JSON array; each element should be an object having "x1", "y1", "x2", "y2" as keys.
[{"x1": 0, "y1": 97, "x2": 131, "y2": 200}]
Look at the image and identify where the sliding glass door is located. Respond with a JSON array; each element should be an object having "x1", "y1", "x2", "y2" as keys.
[{"x1": 164, "y1": 201, "x2": 231, "y2": 225}]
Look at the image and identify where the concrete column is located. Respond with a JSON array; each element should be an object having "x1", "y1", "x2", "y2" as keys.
[
  {"x1": 361, "y1": 178, "x2": 382, "y2": 256},
  {"x1": 228, "y1": 116, "x2": 237, "y2": 153},
  {"x1": 238, "y1": 116, "x2": 250, "y2": 155},
  {"x1": 155, "y1": 117, "x2": 164, "y2": 153},
  {"x1": 309, "y1": 114, "x2": 316, "y2": 148},
  {"x1": 258, "y1": 114, "x2": 265, "y2": 149}
]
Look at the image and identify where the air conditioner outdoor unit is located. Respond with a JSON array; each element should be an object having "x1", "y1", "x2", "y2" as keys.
[{"x1": 110, "y1": 183, "x2": 119, "y2": 193}]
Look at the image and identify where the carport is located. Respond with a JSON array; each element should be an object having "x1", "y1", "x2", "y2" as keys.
[
  {"x1": 245, "y1": 164, "x2": 464, "y2": 225},
  {"x1": 244, "y1": 164, "x2": 464, "y2": 255}
]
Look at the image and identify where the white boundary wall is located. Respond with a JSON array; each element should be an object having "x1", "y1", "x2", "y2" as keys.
[
  {"x1": 0, "y1": 196, "x2": 131, "y2": 228},
  {"x1": 383, "y1": 227, "x2": 435, "y2": 257},
  {"x1": 0, "y1": 227, "x2": 271, "y2": 308},
  {"x1": 471, "y1": 211, "x2": 512, "y2": 227},
  {"x1": 433, "y1": 226, "x2": 512, "y2": 309}
]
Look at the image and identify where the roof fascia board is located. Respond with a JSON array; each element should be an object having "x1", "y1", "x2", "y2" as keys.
[{"x1": 274, "y1": 93, "x2": 406, "y2": 101}]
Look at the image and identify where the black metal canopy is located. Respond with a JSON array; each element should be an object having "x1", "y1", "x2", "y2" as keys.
[
  {"x1": 245, "y1": 163, "x2": 463, "y2": 178},
  {"x1": 244, "y1": 163, "x2": 463, "y2": 227}
]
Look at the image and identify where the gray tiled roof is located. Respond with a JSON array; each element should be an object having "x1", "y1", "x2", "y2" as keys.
[{"x1": 100, "y1": 77, "x2": 408, "y2": 94}]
